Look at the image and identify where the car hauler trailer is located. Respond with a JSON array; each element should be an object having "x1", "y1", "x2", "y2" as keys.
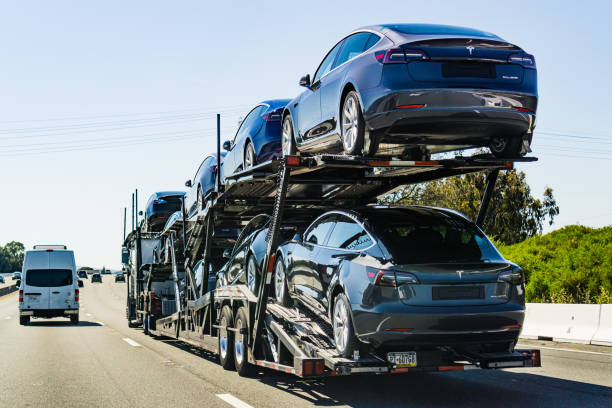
[{"x1": 123, "y1": 137, "x2": 541, "y2": 377}]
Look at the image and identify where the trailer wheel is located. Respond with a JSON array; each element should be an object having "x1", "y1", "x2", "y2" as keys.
[
  {"x1": 274, "y1": 257, "x2": 290, "y2": 306},
  {"x1": 19, "y1": 316, "x2": 29, "y2": 325},
  {"x1": 332, "y1": 293, "x2": 359, "y2": 358},
  {"x1": 218, "y1": 306, "x2": 235, "y2": 370},
  {"x1": 70, "y1": 313, "x2": 79, "y2": 325},
  {"x1": 234, "y1": 307, "x2": 254, "y2": 377}
]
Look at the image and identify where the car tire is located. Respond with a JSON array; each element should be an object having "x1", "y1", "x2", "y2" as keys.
[
  {"x1": 281, "y1": 115, "x2": 296, "y2": 156},
  {"x1": 274, "y1": 256, "x2": 290, "y2": 306},
  {"x1": 218, "y1": 305, "x2": 235, "y2": 370},
  {"x1": 246, "y1": 254, "x2": 258, "y2": 294},
  {"x1": 233, "y1": 307, "x2": 254, "y2": 377},
  {"x1": 332, "y1": 293, "x2": 360, "y2": 358},
  {"x1": 70, "y1": 314, "x2": 79, "y2": 325},
  {"x1": 19, "y1": 316, "x2": 29, "y2": 325},
  {"x1": 490, "y1": 135, "x2": 523, "y2": 158},
  {"x1": 340, "y1": 91, "x2": 365, "y2": 156},
  {"x1": 243, "y1": 141, "x2": 256, "y2": 170}
]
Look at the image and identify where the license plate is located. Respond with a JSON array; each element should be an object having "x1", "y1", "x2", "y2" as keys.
[{"x1": 387, "y1": 351, "x2": 417, "y2": 367}]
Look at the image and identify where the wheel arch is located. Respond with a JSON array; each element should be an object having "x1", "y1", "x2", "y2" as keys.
[{"x1": 338, "y1": 82, "x2": 364, "y2": 121}]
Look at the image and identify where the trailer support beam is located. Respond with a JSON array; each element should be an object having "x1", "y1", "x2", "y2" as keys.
[{"x1": 476, "y1": 169, "x2": 499, "y2": 228}]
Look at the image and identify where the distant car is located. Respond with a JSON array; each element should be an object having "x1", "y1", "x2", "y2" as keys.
[
  {"x1": 184, "y1": 153, "x2": 225, "y2": 218},
  {"x1": 221, "y1": 100, "x2": 290, "y2": 181},
  {"x1": 78, "y1": 271, "x2": 88, "y2": 279},
  {"x1": 12, "y1": 272, "x2": 21, "y2": 280},
  {"x1": 282, "y1": 24, "x2": 537, "y2": 159},
  {"x1": 144, "y1": 191, "x2": 186, "y2": 232},
  {"x1": 114, "y1": 274, "x2": 125, "y2": 282},
  {"x1": 91, "y1": 273, "x2": 102, "y2": 283},
  {"x1": 101, "y1": 269, "x2": 111, "y2": 275},
  {"x1": 274, "y1": 206, "x2": 525, "y2": 357}
]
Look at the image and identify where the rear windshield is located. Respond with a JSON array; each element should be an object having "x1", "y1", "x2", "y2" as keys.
[
  {"x1": 152, "y1": 196, "x2": 183, "y2": 213},
  {"x1": 385, "y1": 24, "x2": 498, "y2": 39},
  {"x1": 371, "y1": 215, "x2": 503, "y2": 264},
  {"x1": 25, "y1": 269, "x2": 73, "y2": 287}
]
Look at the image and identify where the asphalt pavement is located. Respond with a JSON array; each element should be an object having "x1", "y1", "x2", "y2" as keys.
[{"x1": 0, "y1": 278, "x2": 610, "y2": 408}]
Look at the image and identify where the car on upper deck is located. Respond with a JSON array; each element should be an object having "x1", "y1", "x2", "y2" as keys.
[
  {"x1": 184, "y1": 152, "x2": 224, "y2": 219},
  {"x1": 281, "y1": 24, "x2": 537, "y2": 159},
  {"x1": 144, "y1": 191, "x2": 185, "y2": 232}
]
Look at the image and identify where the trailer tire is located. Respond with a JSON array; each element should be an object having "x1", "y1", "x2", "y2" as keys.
[
  {"x1": 218, "y1": 306, "x2": 235, "y2": 370},
  {"x1": 234, "y1": 307, "x2": 254, "y2": 377},
  {"x1": 70, "y1": 313, "x2": 79, "y2": 325},
  {"x1": 19, "y1": 315, "x2": 29, "y2": 325}
]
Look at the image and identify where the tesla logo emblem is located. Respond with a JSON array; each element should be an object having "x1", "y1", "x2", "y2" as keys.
[
  {"x1": 457, "y1": 270, "x2": 464, "y2": 279},
  {"x1": 466, "y1": 46, "x2": 475, "y2": 55}
]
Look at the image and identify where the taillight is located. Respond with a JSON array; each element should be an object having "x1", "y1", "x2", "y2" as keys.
[
  {"x1": 19, "y1": 290, "x2": 23, "y2": 302},
  {"x1": 498, "y1": 269, "x2": 524, "y2": 284},
  {"x1": 371, "y1": 270, "x2": 419, "y2": 286},
  {"x1": 375, "y1": 48, "x2": 428, "y2": 64},
  {"x1": 262, "y1": 108, "x2": 283, "y2": 122},
  {"x1": 508, "y1": 53, "x2": 536, "y2": 69},
  {"x1": 75, "y1": 289, "x2": 79, "y2": 302}
]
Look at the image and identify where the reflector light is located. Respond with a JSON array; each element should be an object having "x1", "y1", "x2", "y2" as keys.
[
  {"x1": 532, "y1": 350, "x2": 541, "y2": 367},
  {"x1": 303, "y1": 360, "x2": 313, "y2": 375},
  {"x1": 514, "y1": 107, "x2": 534, "y2": 113},
  {"x1": 19, "y1": 290, "x2": 23, "y2": 302},
  {"x1": 367, "y1": 271, "x2": 376, "y2": 279},
  {"x1": 501, "y1": 325, "x2": 520, "y2": 329},
  {"x1": 46, "y1": 249, "x2": 53, "y2": 252},
  {"x1": 438, "y1": 365, "x2": 464, "y2": 371},
  {"x1": 396, "y1": 104, "x2": 424, "y2": 109},
  {"x1": 315, "y1": 360, "x2": 324, "y2": 375},
  {"x1": 286, "y1": 156, "x2": 300, "y2": 166},
  {"x1": 75, "y1": 289, "x2": 79, "y2": 302}
]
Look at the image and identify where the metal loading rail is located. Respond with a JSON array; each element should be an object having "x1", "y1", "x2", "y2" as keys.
[{"x1": 139, "y1": 151, "x2": 541, "y2": 377}]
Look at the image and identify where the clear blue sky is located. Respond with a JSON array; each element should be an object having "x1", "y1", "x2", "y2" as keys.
[{"x1": 0, "y1": 1, "x2": 610, "y2": 268}]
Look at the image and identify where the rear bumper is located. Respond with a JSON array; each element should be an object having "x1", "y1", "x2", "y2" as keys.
[
  {"x1": 353, "y1": 304, "x2": 524, "y2": 350},
  {"x1": 363, "y1": 89, "x2": 537, "y2": 148},
  {"x1": 20, "y1": 309, "x2": 79, "y2": 318}
]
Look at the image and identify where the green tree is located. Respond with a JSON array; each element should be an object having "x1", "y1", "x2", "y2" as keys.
[
  {"x1": 381, "y1": 170, "x2": 559, "y2": 245},
  {"x1": 0, "y1": 241, "x2": 25, "y2": 273}
]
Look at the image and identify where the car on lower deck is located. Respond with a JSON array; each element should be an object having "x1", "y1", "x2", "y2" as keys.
[
  {"x1": 221, "y1": 99, "x2": 290, "y2": 183},
  {"x1": 282, "y1": 24, "x2": 537, "y2": 159},
  {"x1": 273, "y1": 206, "x2": 525, "y2": 357}
]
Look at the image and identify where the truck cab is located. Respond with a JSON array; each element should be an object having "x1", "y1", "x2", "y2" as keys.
[{"x1": 19, "y1": 245, "x2": 79, "y2": 325}]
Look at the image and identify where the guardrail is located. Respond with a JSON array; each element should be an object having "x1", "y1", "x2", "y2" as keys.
[
  {"x1": 521, "y1": 303, "x2": 612, "y2": 346},
  {"x1": 0, "y1": 283, "x2": 18, "y2": 298}
]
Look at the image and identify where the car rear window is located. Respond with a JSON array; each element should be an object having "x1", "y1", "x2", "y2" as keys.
[
  {"x1": 385, "y1": 24, "x2": 498, "y2": 39},
  {"x1": 370, "y1": 215, "x2": 503, "y2": 264},
  {"x1": 25, "y1": 269, "x2": 73, "y2": 287},
  {"x1": 152, "y1": 196, "x2": 183, "y2": 213}
]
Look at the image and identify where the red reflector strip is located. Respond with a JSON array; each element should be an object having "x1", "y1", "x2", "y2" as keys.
[
  {"x1": 267, "y1": 254, "x2": 275, "y2": 274},
  {"x1": 390, "y1": 367, "x2": 410, "y2": 374},
  {"x1": 385, "y1": 328, "x2": 413, "y2": 333},
  {"x1": 505, "y1": 162, "x2": 513, "y2": 169},
  {"x1": 396, "y1": 104, "x2": 424, "y2": 109},
  {"x1": 514, "y1": 107, "x2": 534, "y2": 113},
  {"x1": 501, "y1": 325, "x2": 521, "y2": 329},
  {"x1": 414, "y1": 161, "x2": 439, "y2": 166},
  {"x1": 286, "y1": 156, "x2": 300, "y2": 166},
  {"x1": 438, "y1": 365, "x2": 464, "y2": 371},
  {"x1": 46, "y1": 249, "x2": 53, "y2": 252}
]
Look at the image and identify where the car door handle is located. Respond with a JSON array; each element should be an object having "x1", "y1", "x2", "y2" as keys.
[{"x1": 52, "y1": 291, "x2": 60, "y2": 294}]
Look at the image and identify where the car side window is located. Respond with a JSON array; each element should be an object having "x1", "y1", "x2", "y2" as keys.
[
  {"x1": 364, "y1": 33, "x2": 381, "y2": 51},
  {"x1": 313, "y1": 40, "x2": 344, "y2": 83},
  {"x1": 233, "y1": 105, "x2": 266, "y2": 143},
  {"x1": 195, "y1": 156, "x2": 213, "y2": 180},
  {"x1": 326, "y1": 216, "x2": 373, "y2": 250},
  {"x1": 333, "y1": 32, "x2": 372, "y2": 69},
  {"x1": 305, "y1": 216, "x2": 335, "y2": 245}
]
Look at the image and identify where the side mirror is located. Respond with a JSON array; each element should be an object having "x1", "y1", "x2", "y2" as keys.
[
  {"x1": 222, "y1": 248, "x2": 232, "y2": 259},
  {"x1": 185, "y1": 179, "x2": 192, "y2": 188},
  {"x1": 138, "y1": 210, "x2": 143, "y2": 216},
  {"x1": 292, "y1": 233, "x2": 302, "y2": 242},
  {"x1": 222, "y1": 140, "x2": 232, "y2": 151},
  {"x1": 299, "y1": 74, "x2": 311, "y2": 87}
]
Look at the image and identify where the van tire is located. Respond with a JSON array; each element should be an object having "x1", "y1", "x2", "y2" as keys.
[
  {"x1": 70, "y1": 314, "x2": 79, "y2": 325},
  {"x1": 19, "y1": 316, "x2": 29, "y2": 325}
]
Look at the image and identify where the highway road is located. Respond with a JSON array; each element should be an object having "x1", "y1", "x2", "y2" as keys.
[{"x1": 0, "y1": 279, "x2": 610, "y2": 408}]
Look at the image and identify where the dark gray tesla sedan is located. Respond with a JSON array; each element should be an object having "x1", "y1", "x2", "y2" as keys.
[
  {"x1": 282, "y1": 24, "x2": 537, "y2": 159},
  {"x1": 274, "y1": 206, "x2": 525, "y2": 357}
]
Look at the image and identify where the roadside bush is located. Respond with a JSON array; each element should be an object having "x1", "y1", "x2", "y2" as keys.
[{"x1": 498, "y1": 225, "x2": 612, "y2": 304}]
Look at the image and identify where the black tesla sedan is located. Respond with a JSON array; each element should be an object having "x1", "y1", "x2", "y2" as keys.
[
  {"x1": 274, "y1": 206, "x2": 525, "y2": 357},
  {"x1": 143, "y1": 191, "x2": 185, "y2": 232},
  {"x1": 282, "y1": 24, "x2": 537, "y2": 159}
]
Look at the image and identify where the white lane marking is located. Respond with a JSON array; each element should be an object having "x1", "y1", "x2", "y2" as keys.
[
  {"x1": 122, "y1": 338, "x2": 141, "y2": 347},
  {"x1": 86, "y1": 313, "x2": 92, "y2": 317},
  {"x1": 517, "y1": 343, "x2": 612, "y2": 357},
  {"x1": 96, "y1": 321, "x2": 104, "y2": 326},
  {"x1": 216, "y1": 394, "x2": 254, "y2": 408},
  {"x1": 5, "y1": 316, "x2": 11, "y2": 320}
]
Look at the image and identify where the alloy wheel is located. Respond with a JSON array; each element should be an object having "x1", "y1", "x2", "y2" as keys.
[
  {"x1": 342, "y1": 94, "x2": 359, "y2": 152},
  {"x1": 246, "y1": 256, "x2": 257, "y2": 293},
  {"x1": 235, "y1": 316, "x2": 245, "y2": 366},
  {"x1": 333, "y1": 299, "x2": 349, "y2": 353},
  {"x1": 219, "y1": 314, "x2": 228, "y2": 360},
  {"x1": 274, "y1": 260, "x2": 285, "y2": 302},
  {"x1": 281, "y1": 118, "x2": 293, "y2": 156},
  {"x1": 244, "y1": 143, "x2": 255, "y2": 169}
]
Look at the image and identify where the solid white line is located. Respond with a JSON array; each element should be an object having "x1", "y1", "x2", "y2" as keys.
[
  {"x1": 4, "y1": 316, "x2": 11, "y2": 319},
  {"x1": 216, "y1": 394, "x2": 254, "y2": 408},
  {"x1": 122, "y1": 337, "x2": 141, "y2": 347},
  {"x1": 517, "y1": 343, "x2": 612, "y2": 357}
]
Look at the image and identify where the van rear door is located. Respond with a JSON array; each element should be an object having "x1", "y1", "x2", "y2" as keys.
[
  {"x1": 22, "y1": 251, "x2": 50, "y2": 310},
  {"x1": 48, "y1": 251, "x2": 77, "y2": 310}
]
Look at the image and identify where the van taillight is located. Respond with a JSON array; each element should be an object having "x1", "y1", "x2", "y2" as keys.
[
  {"x1": 19, "y1": 290, "x2": 23, "y2": 302},
  {"x1": 75, "y1": 289, "x2": 79, "y2": 302}
]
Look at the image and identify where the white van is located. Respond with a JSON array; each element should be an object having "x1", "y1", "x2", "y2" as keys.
[{"x1": 19, "y1": 245, "x2": 79, "y2": 325}]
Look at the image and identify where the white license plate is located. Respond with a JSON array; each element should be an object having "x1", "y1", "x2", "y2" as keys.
[{"x1": 387, "y1": 351, "x2": 417, "y2": 367}]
